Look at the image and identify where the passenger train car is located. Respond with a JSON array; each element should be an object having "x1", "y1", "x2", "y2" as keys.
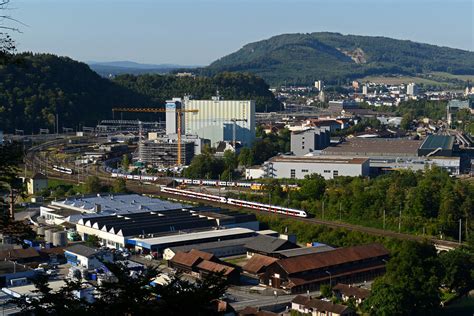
[
  {"x1": 110, "y1": 172, "x2": 298, "y2": 191},
  {"x1": 52, "y1": 165, "x2": 74, "y2": 175},
  {"x1": 160, "y1": 186, "x2": 307, "y2": 218}
]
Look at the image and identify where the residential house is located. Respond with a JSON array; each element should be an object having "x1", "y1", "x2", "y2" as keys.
[
  {"x1": 332, "y1": 283, "x2": 370, "y2": 306},
  {"x1": 292, "y1": 295, "x2": 354, "y2": 316}
]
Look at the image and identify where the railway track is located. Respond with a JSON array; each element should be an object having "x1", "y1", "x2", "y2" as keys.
[{"x1": 24, "y1": 143, "x2": 463, "y2": 250}]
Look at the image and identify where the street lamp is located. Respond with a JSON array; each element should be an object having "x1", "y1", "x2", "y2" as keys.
[{"x1": 325, "y1": 270, "x2": 332, "y2": 287}]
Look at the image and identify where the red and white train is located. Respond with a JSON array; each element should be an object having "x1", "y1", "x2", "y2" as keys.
[{"x1": 160, "y1": 186, "x2": 308, "y2": 218}]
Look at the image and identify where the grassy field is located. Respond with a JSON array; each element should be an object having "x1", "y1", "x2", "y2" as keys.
[
  {"x1": 430, "y1": 72, "x2": 474, "y2": 82},
  {"x1": 359, "y1": 75, "x2": 449, "y2": 86}
]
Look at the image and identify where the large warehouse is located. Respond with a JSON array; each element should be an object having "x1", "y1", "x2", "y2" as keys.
[
  {"x1": 73, "y1": 200, "x2": 259, "y2": 250},
  {"x1": 320, "y1": 136, "x2": 460, "y2": 175},
  {"x1": 40, "y1": 194, "x2": 187, "y2": 225},
  {"x1": 183, "y1": 96, "x2": 256, "y2": 146},
  {"x1": 263, "y1": 156, "x2": 370, "y2": 179},
  {"x1": 260, "y1": 243, "x2": 389, "y2": 293}
]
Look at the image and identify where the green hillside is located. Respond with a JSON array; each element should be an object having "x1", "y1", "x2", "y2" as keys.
[
  {"x1": 0, "y1": 54, "x2": 280, "y2": 132},
  {"x1": 201, "y1": 32, "x2": 474, "y2": 85}
]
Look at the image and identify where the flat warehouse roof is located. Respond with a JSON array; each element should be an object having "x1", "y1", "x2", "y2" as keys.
[
  {"x1": 269, "y1": 156, "x2": 368, "y2": 165},
  {"x1": 130, "y1": 227, "x2": 255, "y2": 248},
  {"x1": 322, "y1": 138, "x2": 422, "y2": 157},
  {"x1": 52, "y1": 194, "x2": 186, "y2": 215}
]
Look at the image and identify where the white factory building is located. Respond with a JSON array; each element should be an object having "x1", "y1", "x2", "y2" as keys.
[
  {"x1": 263, "y1": 156, "x2": 370, "y2": 180},
  {"x1": 183, "y1": 96, "x2": 256, "y2": 146}
]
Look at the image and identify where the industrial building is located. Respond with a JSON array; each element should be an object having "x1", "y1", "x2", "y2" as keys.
[
  {"x1": 418, "y1": 135, "x2": 456, "y2": 157},
  {"x1": 328, "y1": 100, "x2": 358, "y2": 113},
  {"x1": 291, "y1": 127, "x2": 330, "y2": 156},
  {"x1": 72, "y1": 203, "x2": 258, "y2": 250},
  {"x1": 263, "y1": 156, "x2": 370, "y2": 179},
  {"x1": 138, "y1": 138, "x2": 195, "y2": 167},
  {"x1": 162, "y1": 230, "x2": 279, "y2": 260},
  {"x1": 40, "y1": 194, "x2": 186, "y2": 225},
  {"x1": 64, "y1": 244, "x2": 113, "y2": 269},
  {"x1": 320, "y1": 137, "x2": 461, "y2": 175},
  {"x1": 260, "y1": 243, "x2": 389, "y2": 293},
  {"x1": 149, "y1": 132, "x2": 210, "y2": 156},
  {"x1": 446, "y1": 97, "x2": 474, "y2": 125},
  {"x1": 27, "y1": 173, "x2": 48, "y2": 195},
  {"x1": 130, "y1": 227, "x2": 257, "y2": 253},
  {"x1": 183, "y1": 96, "x2": 256, "y2": 146}
]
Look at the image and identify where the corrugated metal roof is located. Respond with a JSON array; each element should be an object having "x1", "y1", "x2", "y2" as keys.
[
  {"x1": 243, "y1": 254, "x2": 278, "y2": 274},
  {"x1": 419, "y1": 135, "x2": 454, "y2": 150},
  {"x1": 277, "y1": 244, "x2": 388, "y2": 274},
  {"x1": 244, "y1": 235, "x2": 297, "y2": 253},
  {"x1": 196, "y1": 260, "x2": 235, "y2": 276}
]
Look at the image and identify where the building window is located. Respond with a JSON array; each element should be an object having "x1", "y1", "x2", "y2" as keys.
[
  {"x1": 324, "y1": 170, "x2": 331, "y2": 173},
  {"x1": 302, "y1": 146, "x2": 305, "y2": 149},
  {"x1": 290, "y1": 169, "x2": 296, "y2": 178},
  {"x1": 302, "y1": 169, "x2": 309, "y2": 173},
  {"x1": 333, "y1": 170, "x2": 339, "y2": 177}
]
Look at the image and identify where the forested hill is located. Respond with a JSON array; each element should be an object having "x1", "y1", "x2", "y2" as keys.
[
  {"x1": 201, "y1": 32, "x2": 474, "y2": 85},
  {"x1": 0, "y1": 54, "x2": 280, "y2": 132},
  {"x1": 0, "y1": 53, "x2": 152, "y2": 133},
  {"x1": 113, "y1": 72, "x2": 280, "y2": 112}
]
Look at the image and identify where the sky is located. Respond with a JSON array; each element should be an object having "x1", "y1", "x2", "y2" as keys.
[{"x1": 8, "y1": 0, "x2": 474, "y2": 66}]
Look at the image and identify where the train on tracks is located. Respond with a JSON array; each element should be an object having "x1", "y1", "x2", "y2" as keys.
[
  {"x1": 160, "y1": 186, "x2": 308, "y2": 218},
  {"x1": 52, "y1": 165, "x2": 74, "y2": 175},
  {"x1": 110, "y1": 172, "x2": 298, "y2": 191}
]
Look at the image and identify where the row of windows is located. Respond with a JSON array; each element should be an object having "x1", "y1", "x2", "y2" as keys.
[{"x1": 292, "y1": 169, "x2": 339, "y2": 178}]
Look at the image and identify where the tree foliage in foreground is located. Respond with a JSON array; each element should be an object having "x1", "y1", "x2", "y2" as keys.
[{"x1": 11, "y1": 262, "x2": 229, "y2": 315}]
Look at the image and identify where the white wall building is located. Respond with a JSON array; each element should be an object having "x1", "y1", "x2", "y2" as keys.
[
  {"x1": 245, "y1": 166, "x2": 265, "y2": 180},
  {"x1": 183, "y1": 97, "x2": 256, "y2": 146},
  {"x1": 263, "y1": 156, "x2": 370, "y2": 180},
  {"x1": 64, "y1": 244, "x2": 113, "y2": 270},
  {"x1": 407, "y1": 83, "x2": 418, "y2": 96}
]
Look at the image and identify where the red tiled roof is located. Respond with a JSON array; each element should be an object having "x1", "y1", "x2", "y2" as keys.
[
  {"x1": 197, "y1": 260, "x2": 235, "y2": 276},
  {"x1": 277, "y1": 243, "x2": 388, "y2": 274},
  {"x1": 292, "y1": 295, "x2": 351, "y2": 314},
  {"x1": 243, "y1": 254, "x2": 278, "y2": 274}
]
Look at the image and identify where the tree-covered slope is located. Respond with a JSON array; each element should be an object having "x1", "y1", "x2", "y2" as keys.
[
  {"x1": 201, "y1": 32, "x2": 474, "y2": 85},
  {"x1": 0, "y1": 53, "x2": 152, "y2": 133},
  {"x1": 0, "y1": 54, "x2": 280, "y2": 132},
  {"x1": 113, "y1": 72, "x2": 281, "y2": 112}
]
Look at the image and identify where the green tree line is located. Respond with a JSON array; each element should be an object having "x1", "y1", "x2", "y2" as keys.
[{"x1": 236, "y1": 167, "x2": 473, "y2": 241}]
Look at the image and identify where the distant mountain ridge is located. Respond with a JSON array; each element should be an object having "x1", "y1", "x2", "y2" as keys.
[
  {"x1": 87, "y1": 60, "x2": 198, "y2": 77},
  {"x1": 199, "y1": 32, "x2": 474, "y2": 85}
]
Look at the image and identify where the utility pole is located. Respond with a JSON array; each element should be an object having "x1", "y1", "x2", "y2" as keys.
[
  {"x1": 322, "y1": 200, "x2": 325, "y2": 220},
  {"x1": 383, "y1": 208, "x2": 386, "y2": 230},
  {"x1": 398, "y1": 204, "x2": 402, "y2": 233},
  {"x1": 339, "y1": 202, "x2": 342, "y2": 221},
  {"x1": 459, "y1": 218, "x2": 462, "y2": 244}
]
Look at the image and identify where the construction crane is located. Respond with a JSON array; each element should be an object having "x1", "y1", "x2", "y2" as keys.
[{"x1": 112, "y1": 107, "x2": 198, "y2": 165}]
